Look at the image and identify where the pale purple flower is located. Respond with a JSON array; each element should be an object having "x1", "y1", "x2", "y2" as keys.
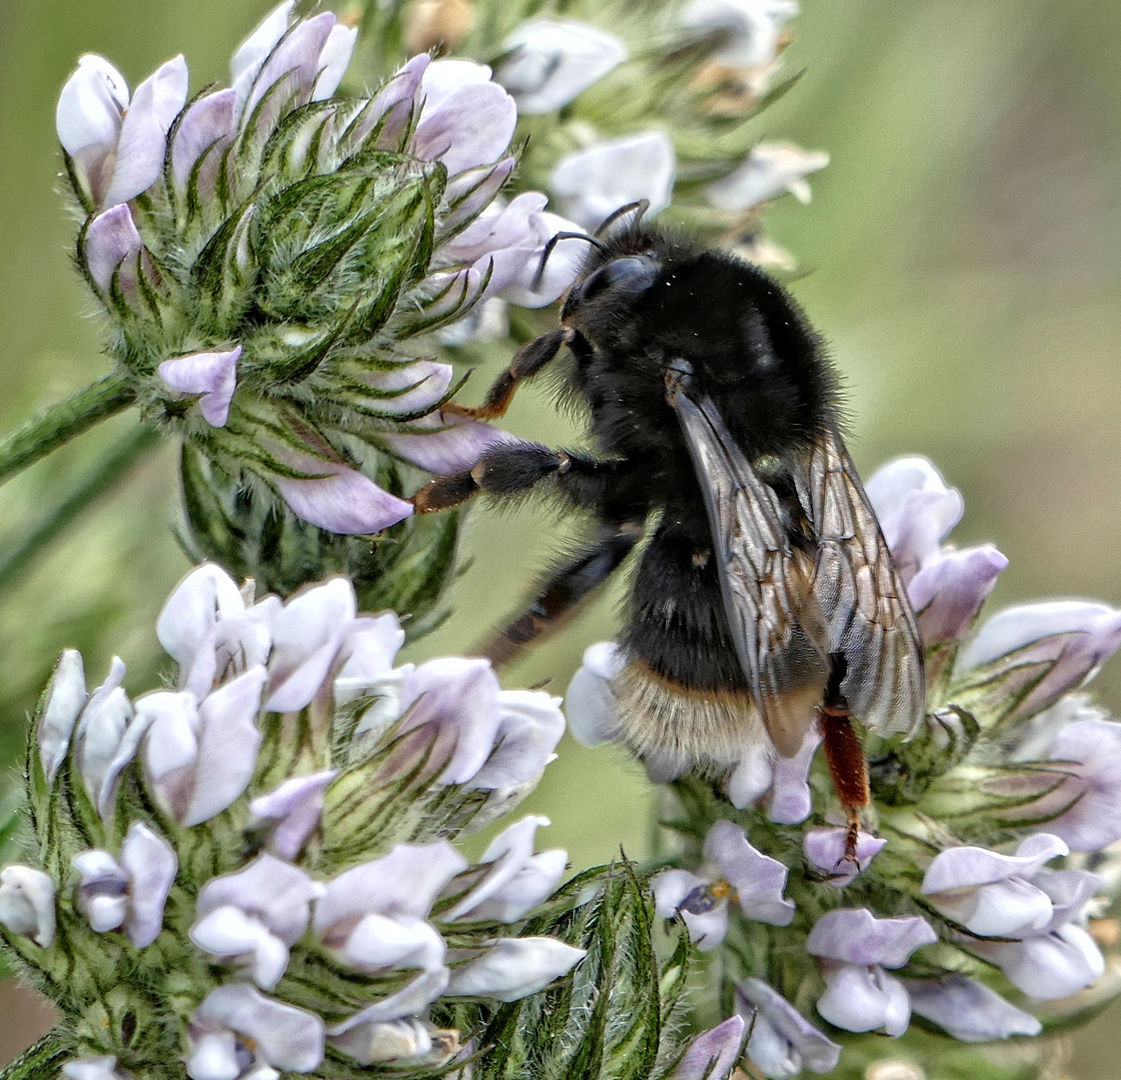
[
  {"x1": 705, "y1": 143, "x2": 828, "y2": 211},
  {"x1": 249, "y1": 771, "x2": 337, "y2": 859},
  {"x1": 37, "y1": 649, "x2": 86, "y2": 785},
  {"x1": 803, "y1": 826, "x2": 886, "y2": 886},
  {"x1": 564, "y1": 642, "x2": 625, "y2": 747},
  {"x1": 358, "y1": 54, "x2": 431, "y2": 150},
  {"x1": 384, "y1": 413, "x2": 518, "y2": 476},
  {"x1": 62, "y1": 1057, "x2": 128, "y2": 1080},
  {"x1": 312, "y1": 23, "x2": 359, "y2": 100},
  {"x1": 908, "y1": 544, "x2": 1007, "y2": 644},
  {"x1": 57, "y1": 54, "x2": 188, "y2": 208},
  {"x1": 443, "y1": 816, "x2": 567, "y2": 923},
  {"x1": 413, "y1": 60, "x2": 518, "y2": 178},
  {"x1": 191, "y1": 854, "x2": 322, "y2": 989},
  {"x1": 170, "y1": 88, "x2": 237, "y2": 196},
  {"x1": 921, "y1": 833, "x2": 1102, "y2": 938},
  {"x1": 670, "y1": 1015, "x2": 745, "y2": 1080},
  {"x1": 314, "y1": 841, "x2": 466, "y2": 973},
  {"x1": 187, "y1": 983, "x2": 324, "y2": 1079},
  {"x1": 550, "y1": 132, "x2": 677, "y2": 230},
  {"x1": 728, "y1": 727, "x2": 821, "y2": 824},
  {"x1": 864, "y1": 456, "x2": 964, "y2": 584},
  {"x1": 903, "y1": 975, "x2": 1042, "y2": 1042},
  {"x1": 496, "y1": 19, "x2": 628, "y2": 114},
  {"x1": 333, "y1": 613, "x2": 406, "y2": 704},
  {"x1": 653, "y1": 820, "x2": 795, "y2": 949},
  {"x1": 73, "y1": 657, "x2": 138, "y2": 817},
  {"x1": 735, "y1": 979, "x2": 841, "y2": 1078},
  {"x1": 141, "y1": 666, "x2": 266, "y2": 826},
  {"x1": 464, "y1": 690, "x2": 566, "y2": 792},
  {"x1": 970, "y1": 923, "x2": 1106, "y2": 1001},
  {"x1": 0, "y1": 865, "x2": 56, "y2": 947},
  {"x1": 158, "y1": 347, "x2": 241, "y2": 428},
  {"x1": 83, "y1": 204, "x2": 144, "y2": 295},
  {"x1": 680, "y1": 0, "x2": 800, "y2": 69},
  {"x1": 806, "y1": 909, "x2": 937, "y2": 1036},
  {"x1": 326, "y1": 968, "x2": 450, "y2": 1037},
  {"x1": 72, "y1": 822, "x2": 177, "y2": 947},
  {"x1": 444, "y1": 937, "x2": 585, "y2": 1001},
  {"x1": 956, "y1": 601, "x2": 1121, "y2": 723}
]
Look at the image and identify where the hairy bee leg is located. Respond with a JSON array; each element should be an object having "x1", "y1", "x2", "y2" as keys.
[
  {"x1": 442, "y1": 327, "x2": 575, "y2": 421},
  {"x1": 481, "y1": 522, "x2": 644, "y2": 667},
  {"x1": 413, "y1": 445, "x2": 617, "y2": 513},
  {"x1": 819, "y1": 699, "x2": 871, "y2": 865}
]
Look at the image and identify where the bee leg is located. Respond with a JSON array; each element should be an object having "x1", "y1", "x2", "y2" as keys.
[
  {"x1": 819, "y1": 695, "x2": 871, "y2": 866},
  {"x1": 441, "y1": 327, "x2": 575, "y2": 421},
  {"x1": 414, "y1": 445, "x2": 617, "y2": 513},
  {"x1": 481, "y1": 521, "x2": 644, "y2": 666}
]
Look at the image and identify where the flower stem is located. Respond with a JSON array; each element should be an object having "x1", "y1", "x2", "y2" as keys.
[
  {"x1": 0, "y1": 425, "x2": 160, "y2": 593},
  {"x1": 0, "y1": 373, "x2": 136, "y2": 486},
  {"x1": 0, "y1": 1032, "x2": 69, "y2": 1080}
]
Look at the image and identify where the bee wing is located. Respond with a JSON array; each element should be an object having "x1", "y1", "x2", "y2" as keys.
[
  {"x1": 672, "y1": 390, "x2": 831, "y2": 756},
  {"x1": 796, "y1": 425, "x2": 926, "y2": 737}
]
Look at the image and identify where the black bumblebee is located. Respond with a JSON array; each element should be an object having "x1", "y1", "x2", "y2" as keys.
[{"x1": 415, "y1": 208, "x2": 925, "y2": 833}]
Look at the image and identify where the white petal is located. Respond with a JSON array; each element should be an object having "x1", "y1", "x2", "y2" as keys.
[
  {"x1": 444, "y1": 937, "x2": 585, "y2": 1001},
  {"x1": 37, "y1": 649, "x2": 86, "y2": 785},
  {"x1": 56, "y1": 55, "x2": 128, "y2": 156}
]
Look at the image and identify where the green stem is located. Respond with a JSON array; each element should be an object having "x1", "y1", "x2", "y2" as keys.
[
  {"x1": 0, "y1": 1031, "x2": 69, "y2": 1080},
  {"x1": 0, "y1": 374, "x2": 136, "y2": 486},
  {"x1": 0, "y1": 426, "x2": 160, "y2": 593}
]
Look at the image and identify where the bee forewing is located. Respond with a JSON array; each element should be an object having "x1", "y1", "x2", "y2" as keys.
[
  {"x1": 796, "y1": 427, "x2": 926, "y2": 737},
  {"x1": 672, "y1": 390, "x2": 831, "y2": 757}
]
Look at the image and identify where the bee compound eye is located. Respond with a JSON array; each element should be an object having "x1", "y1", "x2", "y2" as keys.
[{"x1": 578, "y1": 256, "x2": 659, "y2": 303}]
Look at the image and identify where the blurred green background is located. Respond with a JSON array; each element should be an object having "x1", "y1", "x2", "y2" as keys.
[{"x1": 2, "y1": 0, "x2": 1120, "y2": 1073}]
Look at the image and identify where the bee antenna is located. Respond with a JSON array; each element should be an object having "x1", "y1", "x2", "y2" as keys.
[
  {"x1": 594, "y1": 200, "x2": 650, "y2": 237},
  {"x1": 532, "y1": 231, "x2": 610, "y2": 292}
]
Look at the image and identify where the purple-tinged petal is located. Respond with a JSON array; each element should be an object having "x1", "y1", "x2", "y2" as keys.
[
  {"x1": 957, "y1": 601, "x2": 1121, "y2": 719},
  {"x1": 864, "y1": 457, "x2": 963, "y2": 583},
  {"x1": 706, "y1": 820, "x2": 794, "y2": 926},
  {"x1": 444, "y1": 937, "x2": 585, "y2": 1001},
  {"x1": 387, "y1": 415, "x2": 520, "y2": 474},
  {"x1": 803, "y1": 827, "x2": 886, "y2": 886},
  {"x1": 438, "y1": 192, "x2": 544, "y2": 269},
  {"x1": 171, "y1": 88, "x2": 237, "y2": 193},
  {"x1": 336, "y1": 913, "x2": 445, "y2": 972},
  {"x1": 816, "y1": 964, "x2": 911, "y2": 1036},
  {"x1": 191, "y1": 906, "x2": 292, "y2": 989},
  {"x1": 467, "y1": 690, "x2": 565, "y2": 790},
  {"x1": 496, "y1": 18, "x2": 628, "y2": 115},
  {"x1": 62, "y1": 1058, "x2": 127, "y2": 1080},
  {"x1": 413, "y1": 82, "x2": 517, "y2": 177},
  {"x1": 972, "y1": 924, "x2": 1106, "y2": 1000},
  {"x1": 326, "y1": 969, "x2": 450, "y2": 1034},
  {"x1": 1033, "y1": 867, "x2": 1105, "y2": 933},
  {"x1": 264, "y1": 577, "x2": 354, "y2": 711},
  {"x1": 84, "y1": 204, "x2": 142, "y2": 293},
  {"x1": 418, "y1": 59, "x2": 493, "y2": 109},
  {"x1": 190, "y1": 983, "x2": 324, "y2": 1077},
  {"x1": 184, "y1": 667, "x2": 266, "y2": 825},
  {"x1": 37, "y1": 649, "x2": 86, "y2": 785},
  {"x1": 736, "y1": 979, "x2": 841, "y2": 1076},
  {"x1": 806, "y1": 909, "x2": 936, "y2": 968},
  {"x1": 549, "y1": 132, "x2": 676, "y2": 231},
  {"x1": 922, "y1": 833, "x2": 1068, "y2": 895},
  {"x1": 443, "y1": 157, "x2": 515, "y2": 229},
  {"x1": 249, "y1": 771, "x2": 337, "y2": 859},
  {"x1": 158, "y1": 346, "x2": 241, "y2": 428},
  {"x1": 670, "y1": 1015, "x2": 745, "y2": 1080},
  {"x1": 445, "y1": 816, "x2": 565, "y2": 922},
  {"x1": 312, "y1": 24, "x2": 357, "y2": 100},
  {"x1": 230, "y1": 2, "x2": 294, "y2": 89},
  {"x1": 272, "y1": 453, "x2": 413, "y2": 535},
  {"x1": 908, "y1": 545, "x2": 1007, "y2": 644},
  {"x1": 73, "y1": 850, "x2": 130, "y2": 933},
  {"x1": 119, "y1": 821, "x2": 177, "y2": 946},
  {"x1": 395, "y1": 658, "x2": 503, "y2": 784},
  {"x1": 157, "y1": 563, "x2": 245, "y2": 668},
  {"x1": 706, "y1": 143, "x2": 829, "y2": 211},
  {"x1": 499, "y1": 210, "x2": 587, "y2": 308},
  {"x1": 904, "y1": 975, "x2": 1041, "y2": 1042},
  {"x1": 359, "y1": 54, "x2": 430, "y2": 149},
  {"x1": 56, "y1": 55, "x2": 128, "y2": 155},
  {"x1": 102, "y1": 55, "x2": 188, "y2": 208},
  {"x1": 196, "y1": 854, "x2": 320, "y2": 947},
  {"x1": 315, "y1": 842, "x2": 468, "y2": 933},
  {"x1": 564, "y1": 642, "x2": 624, "y2": 747},
  {"x1": 77, "y1": 678, "x2": 141, "y2": 818},
  {"x1": 239, "y1": 12, "x2": 334, "y2": 127},
  {"x1": 727, "y1": 741, "x2": 775, "y2": 809},
  {"x1": 334, "y1": 613, "x2": 406, "y2": 704},
  {"x1": 766, "y1": 727, "x2": 821, "y2": 824},
  {"x1": 0, "y1": 866, "x2": 55, "y2": 947}
]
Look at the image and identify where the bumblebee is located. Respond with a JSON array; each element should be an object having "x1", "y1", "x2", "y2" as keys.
[{"x1": 415, "y1": 207, "x2": 925, "y2": 842}]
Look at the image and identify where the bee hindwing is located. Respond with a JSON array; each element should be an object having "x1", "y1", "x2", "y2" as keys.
[
  {"x1": 672, "y1": 390, "x2": 830, "y2": 756},
  {"x1": 795, "y1": 425, "x2": 926, "y2": 736}
]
